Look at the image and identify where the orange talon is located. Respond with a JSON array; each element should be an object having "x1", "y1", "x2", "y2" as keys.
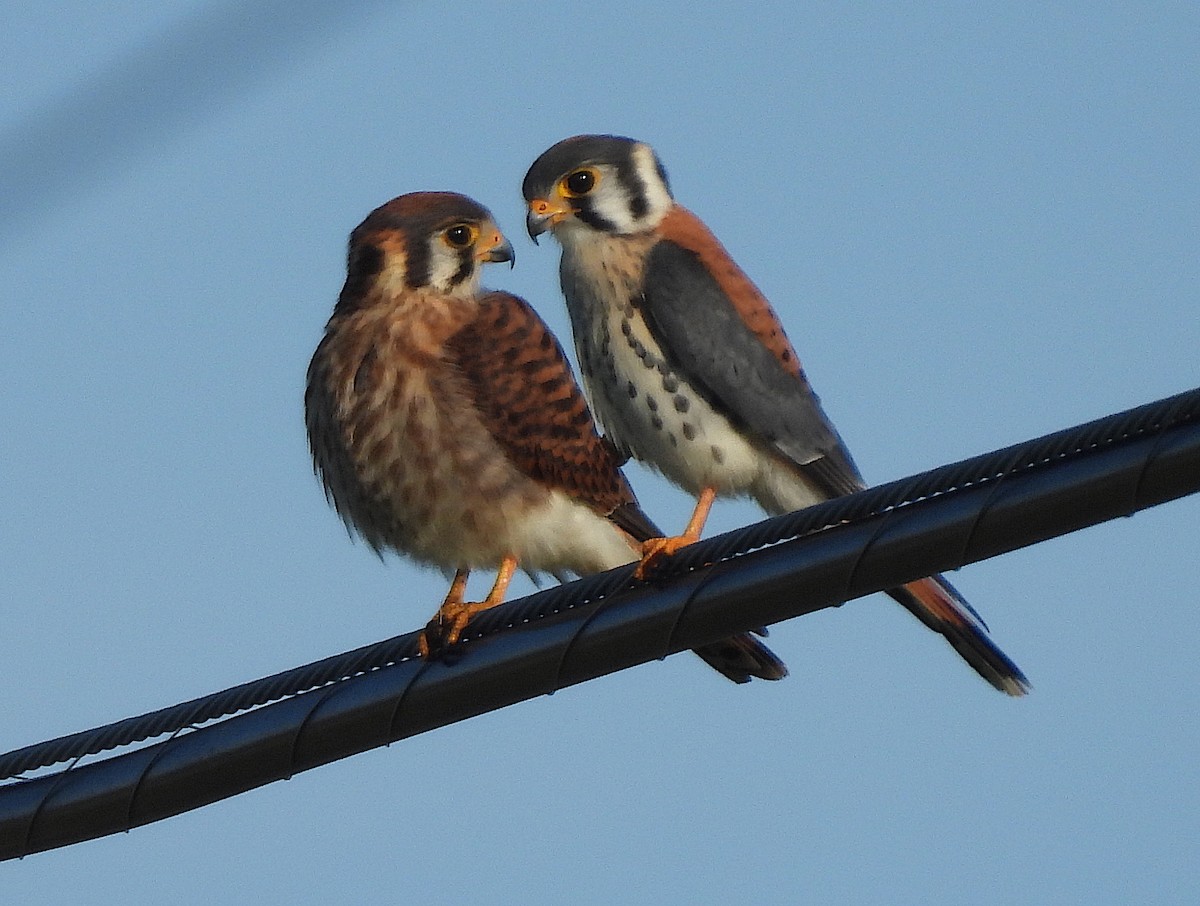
[
  {"x1": 418, "y1": 556, "x2": 518, "y2": 657},
  {"x1": 632, "y1": 486, "x2": 717, "y2": 580},
  {"x1": 635, "y1": 534, "x2": 697, "y2": 579},
  {"x1": 418, "y1": 568, "x2": 469, "y2": 658}
]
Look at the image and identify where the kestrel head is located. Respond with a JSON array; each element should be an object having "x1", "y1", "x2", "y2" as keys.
[
  {"x1": 523, "y1": 135, "x2": 674, "y2": 243},
  {"x1": 340, "y1": 192, "x2": 514, "y2": 306}
]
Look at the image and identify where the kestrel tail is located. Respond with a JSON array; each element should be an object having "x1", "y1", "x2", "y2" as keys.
[
  {"x1": 304, "y1": 190, "x2": 785, "y2": 681},
  {"x1": 523, "y1": 136, "x2": 1029, "y2": 695}
]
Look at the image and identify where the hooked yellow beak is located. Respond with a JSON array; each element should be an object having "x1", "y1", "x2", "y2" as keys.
[
  {"x1": 477, "y1": 229, "x2": 515, "y2": 268},
  {"x1": 526, "y1": 197, "x2": 571, "y2": 243}
]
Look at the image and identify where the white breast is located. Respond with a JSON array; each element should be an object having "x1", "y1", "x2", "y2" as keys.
[
  {"x1": 594, "y1": 304, "x2": 768, "y2": 496},
  {"x1": 557, "y1": 234, "x2": 766, "y2": 496}
]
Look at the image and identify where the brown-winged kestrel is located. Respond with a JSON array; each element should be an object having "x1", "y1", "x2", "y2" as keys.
[
  {"x1": 304, "y1": 191, "x2": 786, "y2": 680},
  {"x1": 523, "y1": 137, "x2": 1028, "y2": 695}
]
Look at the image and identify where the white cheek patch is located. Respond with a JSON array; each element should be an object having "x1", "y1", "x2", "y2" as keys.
[
  {"x1": 590, "y1": 164, "x2": 641, "y2": 234},
  {"x1": 585, "y1": 148, "x2": 673, "y2": 235},
  {"x1": 630, "y1": 144, "x2": 673, "y2": 226},
  {"x1": 427, "y1": 244, "x2": 480, "y2": 297}
]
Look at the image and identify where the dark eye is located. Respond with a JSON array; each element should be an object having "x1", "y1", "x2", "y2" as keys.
[
  {"x1": 444, "y1": 224, "x2": 474, "y2": 248},
  {"x1": 564, "y1": 169, "x2": 597, "y2": 196}
]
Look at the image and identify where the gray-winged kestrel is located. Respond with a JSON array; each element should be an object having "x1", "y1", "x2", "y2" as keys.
[{"x1": 523, "y1": 137, "x2": 1028, "y2": 695}]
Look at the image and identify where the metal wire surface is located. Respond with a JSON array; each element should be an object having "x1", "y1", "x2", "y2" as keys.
[
  {"x1": 2, "y1": 385, "x2": 1197, "y2": 783},
  {"x1": 1, "y1": 385, "x2": 1198, "y2": 859}
]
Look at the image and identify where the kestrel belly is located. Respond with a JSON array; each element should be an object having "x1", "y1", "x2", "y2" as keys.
[
  {"x1": 310, "y1": 300, "x2": 538, "y2": 568},
  {"x1": 561, "y1": 235, "x2": 821, "y2": 509}
]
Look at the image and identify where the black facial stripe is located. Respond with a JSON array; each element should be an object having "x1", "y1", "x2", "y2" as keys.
[
  {"x1": 447, "y1": 249, "x2": 475, "y2": 288},
  {"x1": 335, "y1": 241, "x2": 384, "y2": 313},
  {"x1": 404, "y1": 235, "x2": 431, "y2": 289},
  {"x1": 616, "y1": 154, "x2": 649, "y2": 220},
  {"x1": 576, "y1": 206, "x2": 619, "y2": 233},
  {"x1": 347, "y1": 241, "x2": 382, "y2": 283}
]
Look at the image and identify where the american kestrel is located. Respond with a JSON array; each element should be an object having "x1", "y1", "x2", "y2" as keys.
[
  {"x1": 523, "y1": 136, "x2": 1029, "y2": 695},
  {"x1": 305, "y1": 191, "x2": 786, "y2": 681}
]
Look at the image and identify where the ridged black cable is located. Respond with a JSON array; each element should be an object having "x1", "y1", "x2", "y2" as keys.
[
  {"x1": 457, "y1": 385, "x2": 1200, "y2": 635},
  {"x1": 0, "y1": 635, "x2": 424, "y2": 782},
  {"x1": 2, "y1": 385, "x2": 1197, "y2": 782},
  {"x1": 2, "y1": 384, "x2": 1199, "y2": 860}
]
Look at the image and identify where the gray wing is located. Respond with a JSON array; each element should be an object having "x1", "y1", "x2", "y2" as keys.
[{"x1": 640, "y1": 239, "x2": 864, "y2": 498}]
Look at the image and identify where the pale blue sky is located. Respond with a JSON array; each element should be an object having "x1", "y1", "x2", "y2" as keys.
[{"x1": 2, "y1": 3, "x2": 1198, "y2": 903}]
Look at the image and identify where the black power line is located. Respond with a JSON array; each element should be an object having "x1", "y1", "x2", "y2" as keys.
[
  {"x1": 0, "y1": 0, "x2": 392, "y2": 244},
  {"x1": 5, "y1": 384, "x2": 1197, "y2": 781},
  {"x1": 1, "y1": 385, "x2": 1198, "y2": 860}
]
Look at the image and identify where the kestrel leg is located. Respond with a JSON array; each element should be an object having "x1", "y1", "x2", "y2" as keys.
[
  {"x1": 419, "y1": 556, "x2": 519, "y2": 655},
  {"x1": 634, "y1": 485, "x2": 717, "y2": 580}
]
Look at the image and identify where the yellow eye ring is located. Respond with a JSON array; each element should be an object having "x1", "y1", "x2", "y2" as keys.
[
  {"x1": 561, "y1": 168, "x2": 599, "y2": 197},
  {"x1": 443, "y1": 223, "x2": 478, "y2": 248}
]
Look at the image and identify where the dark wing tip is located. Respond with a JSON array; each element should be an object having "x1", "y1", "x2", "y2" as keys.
[
  {"x1": 692, "y1": 633, "x2": 789, "y2": 684},
  {"x1": 890, "y1": 577, "x2": 1031, "y2": 696},
  {"x1": 607, "y1": 501, "x2": 663, "y2": 544}
]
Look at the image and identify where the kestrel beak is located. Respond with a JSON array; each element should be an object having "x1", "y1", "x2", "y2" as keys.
[
  {"x1": 526, "y1": 197, "x2": 571, "y2": 243},
  {"x1": 478, "y1": 230, "x2": 516, "y2": 268}
]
